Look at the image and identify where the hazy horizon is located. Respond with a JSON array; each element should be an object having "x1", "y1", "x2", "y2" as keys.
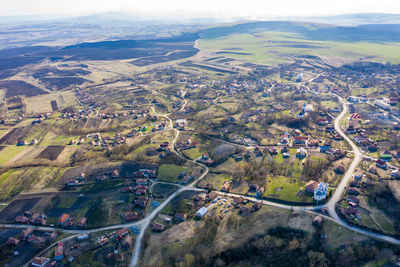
[{"x1": 1, "y1": 0, "x2": 400, "y2": 19}]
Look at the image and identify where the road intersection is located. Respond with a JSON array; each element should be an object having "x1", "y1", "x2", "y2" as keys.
[{"x1": 5, "y1": 78, "x2": 400, "y2": 267}]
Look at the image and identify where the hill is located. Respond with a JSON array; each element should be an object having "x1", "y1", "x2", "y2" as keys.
[{"x1": 198, "y1": 21, "x2": 400, "y2": 66}]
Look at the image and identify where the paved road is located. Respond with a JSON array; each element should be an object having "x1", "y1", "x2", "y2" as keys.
[
  {"x1": 130, "y1": 96, "x2": 209, "y2": 267},
  {"x1": 326, "y1": 95, "x2": 363, "y2": 221},
  {"x1": 6, "y1": 73, "x2": 400, "y2": 267}
]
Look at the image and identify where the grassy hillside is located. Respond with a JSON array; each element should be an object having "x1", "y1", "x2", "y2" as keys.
[{"x1": 198, "y1": 21, "x2": 400, "y2": 65}]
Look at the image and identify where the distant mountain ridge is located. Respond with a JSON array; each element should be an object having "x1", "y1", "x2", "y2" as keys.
[
  {"x1": 200, "y1": 20, "x2": 400, "y2": 43},
  {"x1": 1, "y1": 12, "x2": 400, "y2": 26},
  {"x1": 296, "y1": 13, "x2": 400, "y2": 26}
]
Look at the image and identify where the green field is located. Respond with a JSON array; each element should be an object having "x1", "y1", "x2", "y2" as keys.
[
  {"x1": 264, "y1": 176, "x2": 310, "y2": 202},
  {"x1": 56, "y1": 197, "x2": 78, "y2": 209},
  {"x1": 199, "y1": 31, "x2": 400, "y2": 65},
  {"x1": 182, "y1": 148, "x2": 203, "y2": 159},
  {"x1": 158, "y1": 164, "x2": 189, "y2": 182},
  {"x1": 40, "y1": 131, "x2": 78, "y2": 146},
  {"x1": 0, "y1": 169, "x2": 23, "y2": 185},
  {"x1": 25, "y1": 90, "x2": 77, "y2": 114},
  {"x1": 0, "y1": 146, "x2": 26, "y2": 165},
  {"x1": 198, "y1": 173, "x2": 232, "y2": 189}
]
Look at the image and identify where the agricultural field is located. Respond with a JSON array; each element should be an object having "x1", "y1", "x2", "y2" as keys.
[
  {"x1": 264, "y1": 176, "x2": 310, "y2": 203},
  {"x1": 0, "y1": 80, "x2": 48, "y2": 98},
  {"x1": 25, "y1": 90, "x2": 77, "y2": 113},
  {"x1": 158, "y1": 164, "x2": 189, "y2": 182},
  {"x1": 199, "y1": 23, "x2": 400, "y2": 66},
  {"x1": 36, "y1": 145, "x2": 65, "y2": 161},
  {"x1": 0, "y1": 145, "x2": 26, "y2": 165}
]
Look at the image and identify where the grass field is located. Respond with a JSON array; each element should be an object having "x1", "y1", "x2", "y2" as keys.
[
  {"x1": 40, "y1": 131, "x2": 78, "y2": 146},
  {"x1": 79, "y1": 180, "x2": 123, "y2": 193},
  {"x1": 264, "y1": 176, "x2": 311, "y2": 202},
  {"x1": 322, "y1": 220, "x2": 368, "y2": 249},
  {"x1": 0, "y1": 169, "x2": 23, "y2": 185},
  {"x1": 198, "y1": 31, "x2": 400, "y2": 65},
  {"x1": 25, "y1": 90, "x2": 77, "y2": 114},
  {"x1": 56, "y1": 197, "x2": 78, "y2": 209},
  {"x1": 158, "y1": 164, "x2": 189, "y2": 182},
  {"x1": 182, "y1": 147, "x2": 203, "y2": 159},
  {"x1": 374, "y1": 212, "x2": 395, "y2": 234},
  {"x1": 0, "y1": 129, "x2": 9, "y2": 138},
  {"x1": 0, "y1": 146, "x2": 26, "y2": 165},
  {"x1": 198, "y1": 173, "x2": 232, "y2": 189}
]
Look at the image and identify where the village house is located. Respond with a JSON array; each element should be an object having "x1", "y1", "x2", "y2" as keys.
[
  {"x1": 196, "y1": 207, "x2": 208, "y2": 218},
  {"x1": 332, "y1": 132, "x2": 343, "y2": 141},
  {"x1": 181, "y1": 175, "x2": 193, "y2": 184},
  {"x1": 121, "y1": 186, "x2": 134, "y2": 193},
  {"x1": 20, "y1": 228, "x2": 33, "y2": 240},
  {"x1": 77, "y1": 217, "x2": 87, "y2": 228},
  {"x1": 174, "y1": 213, "x2": 187, "y2": 222},
  {"x1": 354, "y1": 171, "x2": 363, "y2": 181},
  {"x1": 135, "y1": 188, "x2": 147, "y2": 195},
  {"x1": 376, "y1": 159, "x2": 387, "y2": 169},
  {"x1": 280, "y1": 133, "x2": 290, "y2": 144},
  {"x1": 97, "y1": 236, "x2": 110, "y2": 247},
  {"x1": 205, "y1": 183, "x2": 216, "y2": 190},
  {"x1": 221, "y1": 181, "x2": 230, "y2": 192},
  {"x1": 50, "y1": 231, "x2": 58, "y2": 242},
  {"x1": 281, "y1": 145, "x2": 289, "y2": 153},
  {"x1": 232, "y1": 196, "x2": 244, "y2": 207},
  {"x1": 348, "y1": 196, "x2": 360, "y2": 205},
  {"x1": 54, "y1": 242, "x2": 64, "y2": 260},
  {"x1": 15, "y1": 215, "x2": 29, "y2": 224},
  {"x1": 123, "y1": 212, "x2": 138, "y2": 222},
  {"x1": 325, "y1": 125, "x2": 335, "y2": 133},
  {"x1": 111, "y1": 169, "x2": 119, "y2": 178},
  {"x1": 7, "y1": 237, "x2": 20, "y2": 246},
  {"x1": 335, "y1": 165, "x2": 346, "y2": 174},
  {"x1": 380, "y1": 151, "x2": 392, "y2": 161},
  {"x1": 176, "y1": 139, "x2": 197, "y2": 151},
  {"x1": 133, "y1": 199, "x2": 146, "y2": 208},
  {"x1": 31, "y1": 257, "x2": 50, "y2": 267},
  {"x1": 296, "y1": 147, "x2": 308, "y2": 158},
  {"x1": 199, "y1": 153, "x2": 214, "y2": 164},
  {"x1": 391, "y1": 169, "x2": 400, "y2": 179},
  {"x1": 307, "y1": 139, "x2": 319, "y2": 147},
  {"x1": 252, "y1": 201, "x2": 263, "y2": 211},
  {"x1": 123, "y1": 235, "x2": 133, "y2": 249},
  {"x1": 17, "y1": 139, "x2": 27, "y2": 146},
  {"x1": 152, "y1": 223, "x2": 166, "y2": 232},
  {"x1": 368, "y1": 165, "x2": 377, "y2": 174},
  {"x1": 305, "y1": 180, "x2": 319, "y2": 194},
  {"x1": 269, "y1": 146, "x2": 278, "y2": 155},
  {"x1": 256, "y1": 187, "x2": 265, "y2": 197},
  {"x1": 30, "y1": 213, "x2": 46, "y2": 225},
  {"x1": 248, "y1": 184, "x2": 259, "y2": 192},
  {"x1": 28, "y1": 234, "x2": 45, "y2": 244},
  {"x1": 313, "y1": 215, "x2": 324, "y2": 226},
  {"x1": 343, "y1": 207, "x2": 359, "y2": 217},
  {"x1": 348, "y1": 187, "x2": 360, "y2": 195},
  {"x1": 193, "y1": 193, "x2": 207, "y2": 203},
  {"x1": 116, "y1": 228, "x2": 129, "y2": 240},
  {"x1": 136, "y1": 178, "x2": 148, "y2": 185},
  {"x1": 57, "y1": 214, "x2": 71, "y2": 227},
  {"x1": 293, "y1": 136, "x2": 308, "y2": 146}
]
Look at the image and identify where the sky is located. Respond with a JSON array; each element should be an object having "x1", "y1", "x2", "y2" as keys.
[{"x1": 1, "y1": 0, "x2": 400, "y2": 18}]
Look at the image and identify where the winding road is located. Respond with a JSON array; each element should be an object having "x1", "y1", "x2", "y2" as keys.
[{"x1": 5, "y1": 75, "x2": 400, "y2": 267}]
